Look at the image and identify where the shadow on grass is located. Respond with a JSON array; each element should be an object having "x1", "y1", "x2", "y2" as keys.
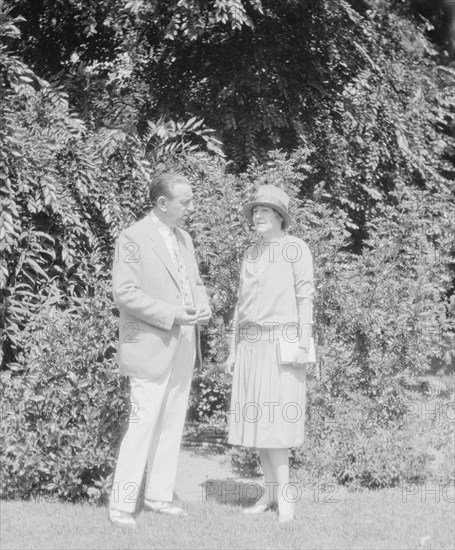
[{"x1": 200, "y1": 478, "x2": 267, "y2": 508}]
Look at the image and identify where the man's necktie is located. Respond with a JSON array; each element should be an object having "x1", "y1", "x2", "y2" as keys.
[{"x1": 171, "y1": 231, "x2": 194, "y2": 307}]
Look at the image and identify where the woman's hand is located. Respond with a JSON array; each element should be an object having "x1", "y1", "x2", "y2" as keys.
[{"x1": 292, "y1": 347, "x2": 309, "y2": 369}]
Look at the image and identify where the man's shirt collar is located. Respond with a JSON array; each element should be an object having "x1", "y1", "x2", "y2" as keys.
[{"x1": 150, "y1": 211, "x2": 174, "y2": 238}]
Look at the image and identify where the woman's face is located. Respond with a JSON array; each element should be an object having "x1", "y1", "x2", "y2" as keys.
[{"x1": 252, "y1": 205, "x2": 282, "y2": 235}]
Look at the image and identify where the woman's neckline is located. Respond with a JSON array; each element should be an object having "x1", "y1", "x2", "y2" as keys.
[{"x1": 259, "y1": 233, "x2": 287, "y2": 246}]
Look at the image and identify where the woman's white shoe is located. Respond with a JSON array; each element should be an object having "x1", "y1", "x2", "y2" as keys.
[{"x1": 278, "y1": 501, "x2": 295, "y2": 523}]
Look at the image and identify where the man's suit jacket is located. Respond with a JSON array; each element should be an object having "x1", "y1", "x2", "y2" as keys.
[{"x1": 112, "y1": 214, "x2": 210, "y2": 379}]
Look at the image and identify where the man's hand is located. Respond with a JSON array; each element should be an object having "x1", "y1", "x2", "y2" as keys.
[
  {"x1": 196, "y1": 304, "x2": 212, "y2": 325},
  {"x1": 292, "y1": 347, "x2": 309, "y2": 369},
  {"x1": 174, "y1": 306, "x2": 199, "y2": 326}
]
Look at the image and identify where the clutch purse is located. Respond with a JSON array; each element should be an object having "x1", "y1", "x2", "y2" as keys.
[{"x1": 278, "y1": 337, "x2": 316, "y2": 365}]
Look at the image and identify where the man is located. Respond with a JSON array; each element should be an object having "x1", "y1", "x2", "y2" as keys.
[{"x1": 109, "y1": 172, "x2": 211, "y2": 528}]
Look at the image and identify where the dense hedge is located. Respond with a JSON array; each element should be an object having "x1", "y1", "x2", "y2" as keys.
[
  {"x1": 0, "y1": 280, "x2": 129, "y2": 502},
  {"x1": 2, "y1": 152, "x2": 453, "y2": 501},
  {"x1": 1, "y1": 3, "x2": 454, "y2": 502}
]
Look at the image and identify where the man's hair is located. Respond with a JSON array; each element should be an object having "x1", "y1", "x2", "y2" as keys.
[{"x1": 149, "y1": 172, "x2": 190, "y2": 206}]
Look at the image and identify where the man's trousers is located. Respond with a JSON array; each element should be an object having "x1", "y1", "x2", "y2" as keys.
[{"x1": 109, "y1": 325, "x2": 196, "y2": 513}]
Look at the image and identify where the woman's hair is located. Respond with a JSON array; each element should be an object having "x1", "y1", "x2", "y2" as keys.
[
  {"x1": 149, "y1": 172, "x2": 190, "y2": 206},
  {"x1": 273, "y1": 209, "x2": 285, "y2": 230}
]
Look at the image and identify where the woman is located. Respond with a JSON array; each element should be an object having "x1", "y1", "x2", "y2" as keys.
[{"x1": 227, "y1": 185, "x2": 314, "y2": 523}]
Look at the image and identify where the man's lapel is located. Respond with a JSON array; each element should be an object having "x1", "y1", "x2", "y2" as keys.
[{"x1": 144, "y1": 216, "x2": 180, "y2": 287}]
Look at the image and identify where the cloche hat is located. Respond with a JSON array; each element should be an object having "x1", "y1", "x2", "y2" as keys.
[{"x1": 243, "y1": 185, "x2": 292, "y2": 229}]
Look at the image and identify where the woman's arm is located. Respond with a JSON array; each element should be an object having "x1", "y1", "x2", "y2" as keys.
[{"x1": 292, "y1": 239, "x2": 315, "y2": 353}]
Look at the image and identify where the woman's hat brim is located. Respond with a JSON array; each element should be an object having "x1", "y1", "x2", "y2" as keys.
[{"x1": 243, "y1": 201, "x2": 292, "y2": 229}]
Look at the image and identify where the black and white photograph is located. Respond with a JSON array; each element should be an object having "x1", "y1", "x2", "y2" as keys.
[{"x1": 1, "y1": 1, "x2": 454, "y2": 549}]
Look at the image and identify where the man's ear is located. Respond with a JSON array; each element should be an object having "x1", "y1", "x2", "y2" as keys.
[{"x1": 157, "y1": 196, "x2": 167, "y2": 211}]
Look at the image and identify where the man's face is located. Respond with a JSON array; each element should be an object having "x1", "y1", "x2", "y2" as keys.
[{"x1": 163, "y1": 183, "x2": 194, "y2": 228}]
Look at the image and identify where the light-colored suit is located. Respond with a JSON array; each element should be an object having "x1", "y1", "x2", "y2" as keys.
[
  {"x1": 113, "y1": 214, "x2": 208, "y2": 379},
  {"x1": 110, "y1": 213, "x2": 209, "y2": 511}
]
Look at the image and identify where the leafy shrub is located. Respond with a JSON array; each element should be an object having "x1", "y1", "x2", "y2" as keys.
[
  {"x1": 1, "y1": 146, "x2": 452, "y2": 500},
  {"x1": 220, "y1": 153, "x2": 453, "y2": 488},
  {"x1": 297, "y1": 391, "x2": 432, "y2": 489},
  {"x1": 188, "y1": 362, "x2": 232, "y2": 422},
  {"x1": 1, "y1": 0, "x2": 454, "y2": 502},
  {"x1": 0, "y1": 280, "x2": 129, "y2": 503},
  {"x1": 0, "y1": 7, "x2": 225, "y2": 369},
  {"x1": 229, "y1": 447, "x2": 261, "y2": 478}
]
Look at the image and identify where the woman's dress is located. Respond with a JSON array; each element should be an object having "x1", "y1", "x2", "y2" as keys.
[{"x1": 228, "y1": 235, "x2": 314, "y2": 448}]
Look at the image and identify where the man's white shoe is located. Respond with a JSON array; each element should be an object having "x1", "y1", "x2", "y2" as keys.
[
  {"x1": 109, "y1": 509, "x2": 136, "y2": 528},
  {"x1": 144, "y1": 500, "x2": 188, "y2": 516}
]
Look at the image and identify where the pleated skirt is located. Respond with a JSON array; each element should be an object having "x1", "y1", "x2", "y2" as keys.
[{"x1": 227, "y1": 339, "x2": 307, "y2": 449}]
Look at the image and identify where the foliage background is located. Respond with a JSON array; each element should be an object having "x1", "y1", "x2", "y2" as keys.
[{"x1": 1, "y1": 0, "x2": 454, "y2": 502}]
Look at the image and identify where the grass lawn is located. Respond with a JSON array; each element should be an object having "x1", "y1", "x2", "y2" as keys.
[{"x1": 1, "y1": 485, "x2": 454, "y2": 550}]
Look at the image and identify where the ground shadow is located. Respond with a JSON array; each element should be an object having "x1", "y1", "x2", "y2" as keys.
[{"x1": 200, "y1": 478, "x2": 270, "y2": 508}]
